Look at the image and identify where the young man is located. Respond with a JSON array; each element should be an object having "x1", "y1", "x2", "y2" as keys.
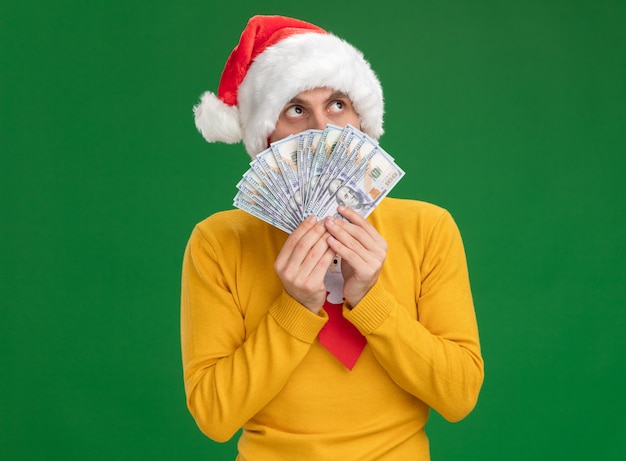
[{"x1": 182, "y1": 15, "x2": 484, "y2": 460}]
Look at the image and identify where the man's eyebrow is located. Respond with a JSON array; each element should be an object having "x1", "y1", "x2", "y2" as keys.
[
  {"x1": 286, "y1": 91, "x2": 350, "y2": 105},
  {"x1": 287, "y1": 96, "x2": 305, "y2": 105},
  {"x1": 327, "y1": 91, "x2": 349, "y2": 101}
]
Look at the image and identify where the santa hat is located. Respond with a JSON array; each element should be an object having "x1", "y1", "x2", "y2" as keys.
[{"x1": 194, "y1": 15, "x2": 384, "y2": 157}]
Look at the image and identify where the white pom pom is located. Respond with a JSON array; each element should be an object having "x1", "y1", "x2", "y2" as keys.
[{"x1": 193, "y1": 92, "x2": 243, "y2": 144}]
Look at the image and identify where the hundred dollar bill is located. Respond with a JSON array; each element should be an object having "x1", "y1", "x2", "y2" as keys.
[
  {"x1": 306, "y1": 125, "x2": 371, "y2": 209},
  {"x1": 306, "y1": 125, "x2": 344, "y2": 209},
  {"x1": 311, "y1": 146, "x2": 405, "y2": 220},
  {"x1": 232, "y1": 124, "x2": 405, "y2": 233},
  {"x1": 236, "y1": 176, "x2": 300, "y2": 229},
  {"x1": 332, "y1": 127, "x2": 378, "y2": 176},
  {"x1": 297, "y1": 129, "x2": 318, "y2": 203},
  {"x1": 271, "y1": 134, "x2": 304, "y2": 216},
  {"x1": 296, "y1": 132, "x2": 308, "y2": 205},
  {"x1": 233, "y1": 190, "x2": 294, "y2": 233},
  {"x1": 241, "y1": 169, "x2": 283, "y2": 210},
  {"x1": 249, "y1": 151, "x2": 294, "y2": 216},
  {"x1": 256, "y1": 148, "x2": 290, "y2": 196},
  {"x1": 301, "y1": 129, "x2": 323, "y2": 207}
]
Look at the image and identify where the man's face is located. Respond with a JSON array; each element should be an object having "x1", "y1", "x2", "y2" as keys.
[
  {"x1": 269, "y1": 88, "x2": 360, "y2": 144},
  {"x1": 336, "y1": 186, "x2": 361, "y2": 209}
]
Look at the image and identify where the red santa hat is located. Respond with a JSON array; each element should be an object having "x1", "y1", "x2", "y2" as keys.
[{"x1": 194, "y1": 15, "x2": 384, "y2": 157}]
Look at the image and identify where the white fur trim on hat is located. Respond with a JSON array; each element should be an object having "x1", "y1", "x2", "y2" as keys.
[
  {"x1": 194, "y1": 91, "x2": 242, "y2": 144},
  {"x1": 238, "y1": 32, "x2": 384, "y2": 156}
]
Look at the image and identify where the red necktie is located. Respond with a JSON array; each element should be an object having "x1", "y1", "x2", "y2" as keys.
[{"x1": 318, "y1": 295, "x2": 367, "y2": 370}]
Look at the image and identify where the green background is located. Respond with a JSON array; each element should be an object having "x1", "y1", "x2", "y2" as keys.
[{"x1": 2, "y1": 0, "x2": 624, "y2": 459}]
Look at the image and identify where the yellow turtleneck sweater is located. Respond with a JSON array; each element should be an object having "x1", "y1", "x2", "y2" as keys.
[{"x1": 181, "y1": 197, "x2": 484, "y2": 460}]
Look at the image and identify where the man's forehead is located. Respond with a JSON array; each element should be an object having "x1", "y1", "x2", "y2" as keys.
[{"x1": 288, "y1": 89, "x2": 350, "y2": 104}]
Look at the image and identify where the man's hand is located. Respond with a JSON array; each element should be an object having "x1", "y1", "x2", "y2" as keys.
[
  {"x1": 274, "y1": 216, "x2": 336, "y2": 314},
  {"x1": 324, "y1": 206, "x2": 387, "y2": 308}
]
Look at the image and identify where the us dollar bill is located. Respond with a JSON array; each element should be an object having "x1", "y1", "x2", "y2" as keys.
[
  {"x1": 236, "y1": 175, "x2": 300, "y2": 229},
  {"x1": 249, "y1": 151, "x2": 294, "y2": 215},
  {"x1": 305, "y1": 125, "x2": 374, "y2": 210},
  {"x1": 306, "y1": 125, "x2": 344, "y2": 208},
  {"x1": 301, "y1": 129, "x2": 322, "y2": 207},
  {"x1": 233, "y1": 190, "x2": 294, "y2": 233},
  {"x1": 271, "y1": 134, "x2": 304, "y2": 216},
  {"x1": 233, "y1": 124, "x2": 405, "y2": 233},
  {"x1": 312, "y1": 146, "x2": 405, "y2": 220}
]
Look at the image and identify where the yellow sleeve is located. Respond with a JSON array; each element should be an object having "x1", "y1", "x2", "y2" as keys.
[
  {"x1": 181, "y1": 225, "x2": 327, "y2": 441},
  {"x1": 345, "y1": 210, "x2": 484, "y2": 422}
]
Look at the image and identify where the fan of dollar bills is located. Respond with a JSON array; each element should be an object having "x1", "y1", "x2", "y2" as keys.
[{"x1": 233, "y1": 124, "x2": 405, "y2": 233}]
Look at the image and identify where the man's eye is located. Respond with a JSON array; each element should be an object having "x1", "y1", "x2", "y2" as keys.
[
  {"x1": 285, "y1": 106, "x2": 304, "y2": 117},
  {"x1": 329, "y1": 101, "x2": 344, "y2": 112}
]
